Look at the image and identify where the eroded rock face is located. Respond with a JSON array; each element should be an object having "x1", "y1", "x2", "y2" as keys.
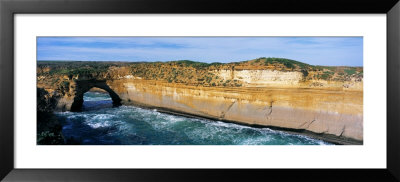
[
  {"x1": 213, "y1": 69, "x2": 304, "y2": 86},
  {"x1": 69, "y1": 79, "x2": 121, "y2": 111},
  {"x1": 46, "y1": 79, "x2": 122, "y2": 112},
  {"x1": 106, "y1": 79, "x2": 363, "y2": 144},
  {"x1": 37, "y1": 67, "x2": 363, "y2": 144}
]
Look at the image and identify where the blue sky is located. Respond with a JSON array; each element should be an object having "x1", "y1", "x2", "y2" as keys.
[{"x1": 37, "y1": 37, "x2": 363, "y2": 66}]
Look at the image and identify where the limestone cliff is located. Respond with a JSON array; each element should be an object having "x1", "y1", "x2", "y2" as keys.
[
  {"x1": 36, "y1": 58, "x2": 363, "y2": 144},
  {"x1": 108, "y1": 80, "x2": 362, "y2": 144}
]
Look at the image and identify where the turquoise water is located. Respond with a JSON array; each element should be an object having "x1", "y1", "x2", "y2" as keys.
[{"x1": 56, "y1": 92, "x2": 332, "y2": 145}]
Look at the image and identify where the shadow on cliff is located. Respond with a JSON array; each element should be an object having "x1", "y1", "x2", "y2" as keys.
[{"x1": 37, "y1": 88, "x2": 65, "y2": 145}]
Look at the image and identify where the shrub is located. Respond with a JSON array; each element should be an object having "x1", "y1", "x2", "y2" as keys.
[
  {"x1": 344, "y1": 68, "x2": 356, "y2": 75},
  {"x1": 301, "y1": 69, "x2": 309, "y2": 77},
  {"x1": 206, "y1": 77, "x2": 212, "y2": 83},
  {"x1": 320, "y1": 71, "x2": 334, "y2": 80},
  {"x1": 264, "y1": 57, "x2": 310, "y2": 69}
]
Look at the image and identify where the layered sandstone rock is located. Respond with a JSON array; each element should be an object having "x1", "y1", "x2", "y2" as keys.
[
  {"x1": 103, "y1": 79, "x2": 363, "y2": 144},
  {"x1": 36, "y1": 60, "x2": 363, "y2": 144}
]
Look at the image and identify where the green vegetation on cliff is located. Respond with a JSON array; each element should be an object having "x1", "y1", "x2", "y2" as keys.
[
  {"x1": 37, "y1": 61, "x2": 131, "y2": 76},
  {"x1": 37, "y1": 57, "x2": 363, "y2": 87}
]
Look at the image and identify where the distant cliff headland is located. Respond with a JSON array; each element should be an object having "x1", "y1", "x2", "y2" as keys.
[{"x1": 37, "y1": 57, "x2": 363, "y2": 144}]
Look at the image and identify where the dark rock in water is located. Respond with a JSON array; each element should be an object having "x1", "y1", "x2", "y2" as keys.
[{"x1": 37, "y1": 88, "x2": 65, "y2": 145}]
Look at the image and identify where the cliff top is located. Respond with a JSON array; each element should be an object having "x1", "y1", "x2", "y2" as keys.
[{"x1": 37, "y1": 58, "x2": 363, "y2": 87}]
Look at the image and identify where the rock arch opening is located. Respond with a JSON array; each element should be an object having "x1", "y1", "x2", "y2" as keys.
[{"x1": 70, "y1": 80, "x2": 122, "y2": 112}]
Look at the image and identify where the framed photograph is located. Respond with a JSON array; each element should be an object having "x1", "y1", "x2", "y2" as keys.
[{"x1": 1, "y1": 0, "x2": 399, "y2": 181}]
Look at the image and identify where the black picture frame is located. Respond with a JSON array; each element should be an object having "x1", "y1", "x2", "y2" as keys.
[{"x1": 1, "y1": 0, "x2": 399, "y2": 181}]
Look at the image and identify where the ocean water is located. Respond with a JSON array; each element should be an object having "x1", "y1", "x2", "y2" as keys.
[{"x1": 56, "y1": 92, "x2": 332, "y2": 145}]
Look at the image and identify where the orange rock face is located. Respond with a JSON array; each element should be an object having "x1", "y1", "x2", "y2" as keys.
[
  {"x1": 105, "y1": 79, "x2": 363, "y2": 144},
  {"x1": 36, "y1": 60, "x2": 363, "y2": 144}
]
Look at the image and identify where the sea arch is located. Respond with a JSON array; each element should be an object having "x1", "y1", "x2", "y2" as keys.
[{"x1": 70, "y1": 79, "x2": 122, "y2": 112}]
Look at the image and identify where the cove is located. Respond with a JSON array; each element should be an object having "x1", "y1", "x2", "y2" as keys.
[{"x1": 56, "y1": 91, "x2": 332, "y2": 145}]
